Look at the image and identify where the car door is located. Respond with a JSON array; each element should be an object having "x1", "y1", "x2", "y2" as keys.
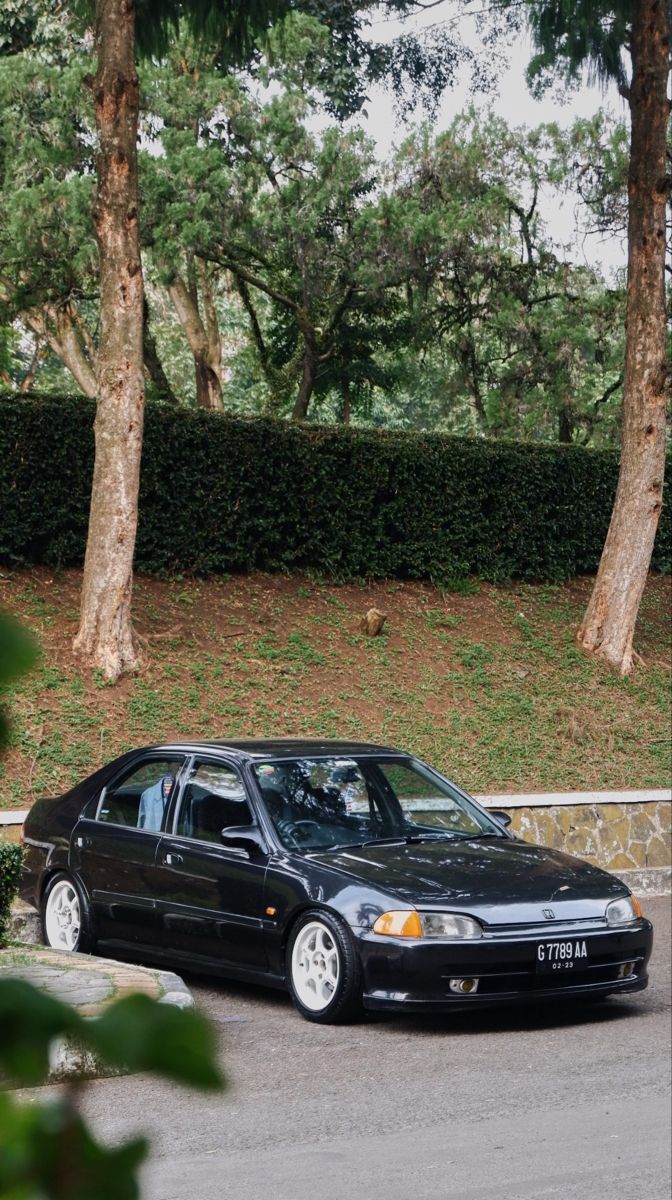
[
  {"x1": 70, "y1": 753, "x2": 188, "y2": 949},
  {"x1": 153, "y1": 757, "x2": 270, "y2": 971}
]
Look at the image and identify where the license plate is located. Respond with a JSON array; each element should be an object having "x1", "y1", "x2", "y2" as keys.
[{"x1": 536, "y1": 939, "x2": 589, "y2": 974}]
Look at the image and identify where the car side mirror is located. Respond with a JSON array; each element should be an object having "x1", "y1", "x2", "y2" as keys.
[
  {"x1": 489, "y1": 810, "x2": 512, "y2": 828},
  {"x1": 220, "y1": 825, "x2": 266, "y2": 857}
]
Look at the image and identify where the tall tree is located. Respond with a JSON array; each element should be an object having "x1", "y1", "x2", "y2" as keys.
[
  {"x1": 518, "y1": 0, "x2": 670, "y2": 673},
  {"x1": 71, "y1": 0, "x2": 145, "y2": 678},
  {"x1": 0, "y1": 0, "x2": 483, "y2": 679},
  {"x1": 69, "y1": 0, "x2": 300, "y2": 679},
  {"x1": 67, "y1": 0, "x2": 455, "y2": 677}
]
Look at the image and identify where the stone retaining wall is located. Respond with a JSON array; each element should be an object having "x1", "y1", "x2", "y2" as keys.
[
  {"x1": 0, "y1": 824, "x2": 21, "y2": 844},
  {"x1": 498, "y1": 800, "x2": 670, "y2": 875}
]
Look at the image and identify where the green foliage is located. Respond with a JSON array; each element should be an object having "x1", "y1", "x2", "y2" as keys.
[
  {"x1": 383, "y1": 112, "x2": 628, "y2": 444},
  {"x1": 0, "y1": 0, "x2": 74, "y2": 58},
  {"x1": 0, "y1": 979, "x2": 223, "y2": 1089},
  {"x1": 0, "y1": 11, "x2": 636, "y2": 441},
  {"x1": 1, "y1": 394, "x2": 669, "y2": 583},
  {"x1": 523, "y1": 0, "x2": 631, "y2": 92},
  {"x1": 547, "y1": 111, "x2": 629, "y2": 239},
  {"x1": 0, "y1": 608, "x2": 38, "y2": 747},
  {"x1": 0, "y1": 41, "x2": 96, "y2": 310},
  {"x1": 141, "y1": 44, "x2": 413, "y2": 417},
  {"x1": 0, "y1": 1089, "x2": 147, "y2": 1200},
  {"x1": 0, "y1": 979, "x2": 224, "y2": 1199},
  {"x1": 0, "y1": 843, "x2": 22, "y2": 945}
]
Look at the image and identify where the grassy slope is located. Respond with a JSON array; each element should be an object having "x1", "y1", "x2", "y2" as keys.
[{"x1": 0, "y1": 567, "x2": 669, "y2": 808}]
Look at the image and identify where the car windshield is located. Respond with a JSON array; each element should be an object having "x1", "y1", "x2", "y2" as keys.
[{"x1": 252, "y1": 757, "x2": 502, "y2": 852}]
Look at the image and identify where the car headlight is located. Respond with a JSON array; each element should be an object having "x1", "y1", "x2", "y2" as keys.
[
  {"x1": 372, "y1": 910, "x2": 483, "y2": 939},
  {"x1": 606, "y1": 895, "x2": 642, "y2": 927},
  {"x1": 421, "y1": 912, "x2": 483, "y2": 939}
]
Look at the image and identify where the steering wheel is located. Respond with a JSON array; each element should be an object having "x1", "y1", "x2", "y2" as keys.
[{"x1": 278, "y1": 819, "x2": 321, "y2": 847}]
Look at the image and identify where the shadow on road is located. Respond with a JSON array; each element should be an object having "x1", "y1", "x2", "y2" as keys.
[{"x1": 185, "y1": 966, "x2": 650, "y2": 1036}]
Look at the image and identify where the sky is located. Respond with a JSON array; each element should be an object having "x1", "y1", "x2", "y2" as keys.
[{"x1": 357, "y1": 3, "x2": 629, "y2": 276}]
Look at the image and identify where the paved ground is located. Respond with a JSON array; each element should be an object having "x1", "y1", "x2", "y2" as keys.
[{"x1": 16, "y1": 895, "x2": 671, "y2": 1200}]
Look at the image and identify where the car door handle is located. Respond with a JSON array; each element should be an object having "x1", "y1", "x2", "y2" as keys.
[
  {"x1": 75, "y1": 836, "x2": 93, "y2": 849},
  {"x1": 163, "y1": 852, "x2": 183, "y2": 866}
]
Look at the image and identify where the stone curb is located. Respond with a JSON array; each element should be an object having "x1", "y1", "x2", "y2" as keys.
[
  {"x1": 4, "y1": 908, "x2": 194, "y2": 1082},
  {"x1": 478, "y1": 789, "x2": 671, "y2": 809},
  {"x1": 46, "y1": 961, "x2": 194, "y2": 1082}
]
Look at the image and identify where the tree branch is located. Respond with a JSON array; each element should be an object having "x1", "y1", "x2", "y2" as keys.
[
  {"x1": 212, "y1": 252, "x2": 299, "y2": 313},
  {"x1": 236, "y1": 277, "x2": 269, "y2": 368},
  {"x1": 23, "y1": 302, "x2": 97, "y2": 397}
]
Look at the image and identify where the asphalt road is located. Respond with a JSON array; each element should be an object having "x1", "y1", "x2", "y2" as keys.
[{"x1": 27, "y1": 896, "x2": 672, "y2": 1200}]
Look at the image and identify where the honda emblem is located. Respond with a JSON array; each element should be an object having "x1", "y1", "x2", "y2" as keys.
[{"x1": 543, "y1": 908, "x2": 555, "y2": 920}]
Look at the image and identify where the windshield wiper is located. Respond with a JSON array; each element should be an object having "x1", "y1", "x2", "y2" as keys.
[
  {"x1": 359, "y1": 832, "x2": 458, "y2": 847},
  {"x1": 359, "y1": 836, "x2": 416, "y2": 847},
  {"x1": 306, "y1": 832, "x2": 469, "y2": 853},
  {"x1": 452, "y1": 830, "x2": 506, "y2": 841}
]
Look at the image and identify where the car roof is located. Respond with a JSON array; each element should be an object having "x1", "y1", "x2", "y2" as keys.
[{"x1": 147, "y1": 739, "x2": 406, "y2": 761}]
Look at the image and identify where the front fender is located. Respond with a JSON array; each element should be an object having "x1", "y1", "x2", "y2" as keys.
[{"x1": 263, "y1": 853, "x2": 400, "y2": 975}]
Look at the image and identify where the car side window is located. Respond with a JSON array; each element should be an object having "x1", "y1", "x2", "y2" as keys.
[
  {"x1": 97, "y1": 759, "x2": 184, "y2": 831},
  {"x1": 174, "y1": 762, "x2": 254, "y2": 844}
]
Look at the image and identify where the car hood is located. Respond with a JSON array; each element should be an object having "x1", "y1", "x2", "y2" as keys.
[{"x1": 308, "y1": 837, "x2": 627, "y2": 921}]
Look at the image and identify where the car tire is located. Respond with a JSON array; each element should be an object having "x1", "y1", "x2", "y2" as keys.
[
  {"x1": 41, "y1": 872, "x2": 95, "y2": 954},
  {"x1": 287, "y1": 909, "x2": 363, "y2": 1024}
]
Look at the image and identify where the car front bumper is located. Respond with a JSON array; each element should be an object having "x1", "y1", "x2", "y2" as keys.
[{"x1": 357, "y1": 919, "x2": 653, "y2": 1012}]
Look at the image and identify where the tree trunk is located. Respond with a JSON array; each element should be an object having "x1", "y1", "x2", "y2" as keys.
[
  {"x1": 292, "y1": 350, "x2": 316, "y2": 420},
  {"x1": 558, "y1": 399, "x2": 573, "y2": 444},
  {"x1": 196, "y1": 257, "x2": 223, "y2": 410},
  {"x1": 167, "y1": 272, "x2": 223, "y2": 410},
  {"x1": 143, "y1": 297, "x2": 177, "y2": 402},
  {"x1": 576, "y1": 0, "x2": 669, "y2": 674},
  {"x1": 18, "y1": 337, "x2": 45, "y2": 393},
  {"x1": 342, "y1": 377, "x2": 352, "y2": 424},
  {"x1": 194, "y1": 357, "x2": 223, "y2": 410},
  {"x1": 73, "y1": 0, "x2": 144, "y2": 681}
]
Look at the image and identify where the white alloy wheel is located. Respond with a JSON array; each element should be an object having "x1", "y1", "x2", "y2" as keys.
[
  {"x1": 44, "y1": 879, "x2": 82, "y2": 952},
  {"x1": 291, "y1": 920, "x2": 341, "y2": 1012}
]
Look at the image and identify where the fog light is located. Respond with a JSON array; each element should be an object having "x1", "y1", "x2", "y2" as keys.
[
  {"x1": 617, "y1": 962, "x2": 636, "y2": 979},
  {"x1": 449, "y1": 977, "x2": 479, "y2": 994}
]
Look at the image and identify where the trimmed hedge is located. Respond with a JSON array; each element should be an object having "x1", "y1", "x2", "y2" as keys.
[
  {"x1": 0, "y1": 394, "x2": 669, "y2": 582},
  {"x1": 0, "y1": 843, "x2": 22, "y2": 945}
]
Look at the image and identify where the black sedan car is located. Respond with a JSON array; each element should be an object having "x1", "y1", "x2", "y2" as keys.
[{"x1": 21, "y1": 740, "x2": 653, "y2": 1023}]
